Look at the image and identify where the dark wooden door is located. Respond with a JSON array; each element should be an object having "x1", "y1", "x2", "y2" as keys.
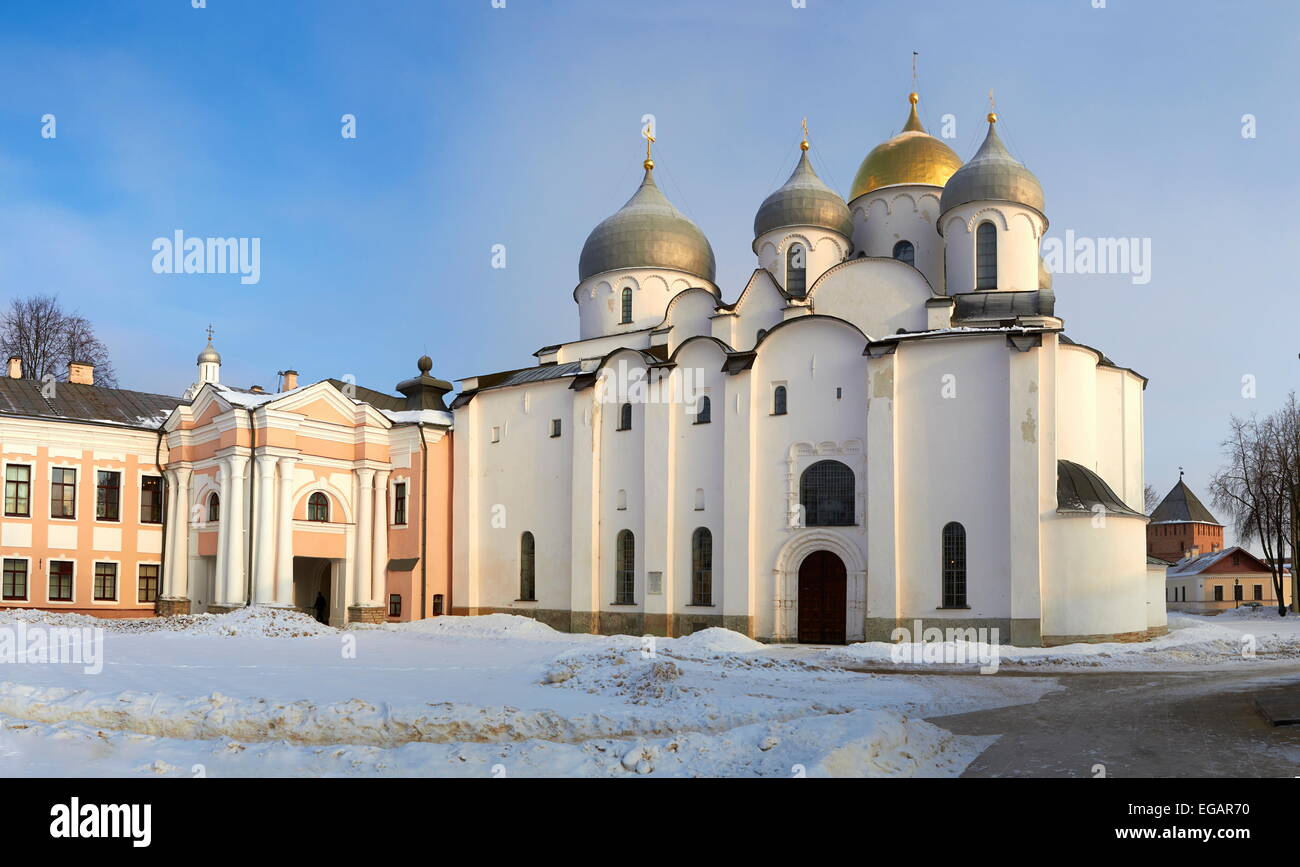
[{"x1": 798, "y1": 551, "x2": 847, "y2": 644}]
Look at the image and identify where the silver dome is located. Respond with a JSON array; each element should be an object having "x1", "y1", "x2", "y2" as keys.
[
  {"x1": 578, "y1": 168, "x2": 716, "y2": 283},
  {"x1": 940, "y1": 119, "x2": 1044, "y2": 218},
  {"x1": 197, "y1": 342, "x2": 221, "y2": 365},
  {"x1": 754, "y1": 150, "x2": 852, "y2": 240}
]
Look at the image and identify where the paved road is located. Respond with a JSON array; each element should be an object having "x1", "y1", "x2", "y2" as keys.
[{"x1": 927, "y1": 665, "x2": 1300, "y2": 777}]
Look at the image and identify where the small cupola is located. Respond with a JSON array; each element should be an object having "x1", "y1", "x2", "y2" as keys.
[{"x1": 395, "y1": 355, "x2": 453, "y2": 411}]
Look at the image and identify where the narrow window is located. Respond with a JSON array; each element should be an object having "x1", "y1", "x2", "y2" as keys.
[
  {"x1": 96, "y1": 470, "x2": 121, "y2": 521},
  {"x1": 550, "y1": 418, "x2": 562, "y2": 438},
  {"x1": 520, "y1": 531, "x2": 536, "y2": 601},
  {"x1": 2, "y1": 559, "x2": 27, "y2": 600},
  {"x1": 893, "y1": 240, "x2": 915, "y2": 267},
  {"x1": 773, "y1": 385, "x2": 788, "y2": 416},
  {"x1": 393, "y1": 483, "x2": 407, "y2": 525},
  {"x1": 618, "y1": 402, "x2": 632, "y2": 431},
  {"x1": 388, "y1": 594, "x2": 402, "y2": 617},
  {"x1": 621, "y1": 287, "x2": 633, "y2": 324},
  {"x1": 691, "y1": 527, "x2": 713, "y2": 606},
  {"x1": 307, "y1": 492, "x2": 330, "y2": 522},
  {"x1": 490, "y1": 426, "x2": 501, "y2": 443},
  {"x1": 786, "y1": 243, "x2": 807, "y2": 296},
  {"x1": 756, "y1": 328, "x2": 767, "y2": 343},
  {"x1": 942, "y1": 522, "x2": 967, "y2": 607},
  {"x1": 138, "y1": 564, "x2": 159, "y2": 604},
  {"x1": 695, "y1": 395, "x2": 711, "y2": 424},
  {"x1": 1254, "y1": 585, "x2": 1263, "y2": 601},
  {"x1": 4, "y1": 465, "x2": 31, "y2": 517},
  {"x1": 1213, "y1": 585, "x2": 1224, "y2": 602},
  {"x1": 432, "y1": 593, "x2": 444, "y2": 616},
  {"x1": 799, "y1": 460, "x2": 855, "y2": 526},
  {"x1": 140, "y1": 475, "x2": 163, "y2": 524},
  {"x1": 94, "y1": 562, "x2": 118, "y2": 601},
  {"x1": 616, "y1": 489, "x2": 627, "y2": 510},
  {"x1": 615, "y1": 530, "x2": 635, "y2": 604},
  {"x1": 975, "y1": 222, "x2": 997, "y2": 289},
  {"x1": 51, "y1": 467, "x2": 76, "y2": 519},
  {"x1": 207, "y1": 492, "x2": 221, "y2": 523},
  {"x1": 49, "y1": 561, "x2": 73, "y2": 602},
  {"x1": 693, "y1": 488, "x2": 705, "y2": 511}
]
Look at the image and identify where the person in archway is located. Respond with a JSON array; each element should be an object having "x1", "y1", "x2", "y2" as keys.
[{"x1": 313, "y1": 591, "x2": 327, "y2": 624}]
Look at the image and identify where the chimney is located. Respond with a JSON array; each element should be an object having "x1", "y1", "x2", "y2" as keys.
[
  {"x1": 6, "y1": 356, "x2": 21, "y2": 379},
  {"x1": 281, "y1": 370, "x2": 298, "y2": 391},
  {"x1": 249, "y1": 385, "x2": 266, "y2": 395},
  {"x1": 68, "y1": 361, "x2": 94, "y2": 386}
]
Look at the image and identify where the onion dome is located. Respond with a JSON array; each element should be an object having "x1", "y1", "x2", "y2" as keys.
[
  {"x1": 849, "y1": 93, "x2": 963, "y2": 201},
  {"x1": 578, "y1": 165, "x2": 716, "y2": 283},
  {"x1": 754, "y1": 145, "x2": 852, "y2": 240},
  {"x1": 940, "y1": 113, "x2": 1045, "y2": 217},
  {"x1": 197, "y1": 340, "x2": 221, "y2": 365}
]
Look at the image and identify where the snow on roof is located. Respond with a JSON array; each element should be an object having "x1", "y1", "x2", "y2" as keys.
[{"x1": 381, "y1": 408, "x2": 453, "y2": 427}]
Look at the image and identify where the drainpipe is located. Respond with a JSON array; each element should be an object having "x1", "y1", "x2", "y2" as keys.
[{"x1": 418, "y1": 422, "x2": 429, "y2": 619}]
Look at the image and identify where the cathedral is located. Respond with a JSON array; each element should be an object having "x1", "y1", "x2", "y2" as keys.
[{"x1": 450, "y1": 93, "x2": 1165, "y2": 646}]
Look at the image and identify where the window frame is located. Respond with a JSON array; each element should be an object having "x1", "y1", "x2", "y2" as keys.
[
  {"x1": 306, "y1": 492, "x2": 330, "y2": 523},
  {"x1": 207, "y1": 491, "x2": 221, "y2": 523},
  {"x1": 772, "y1": 384, "x2": 788, "y2": 416},
  {"x1": 93, "y1": 561, "x2": 119, "y2": 603},
  {"x1": 139, "y1": 475, "x2": 164, "y2": 524},
  {"x1": 694, "y1": 395, "x2": 711, "y2": 425},
  {"x1": 388, "y1": 594, "x2": 402, "y2": 618},
  {"x1": 519, "y1": 531, "x2": 536, "y2": 601},
  {"x1": 96, "y1": 469, "x2": 122, "y2": 522},
  {"x1": 691, "y1": 527, "x2": 713, "y2": 606},
  {"x1": 137, "y1": 562, "x2": 160, "y2": 604},
  {"x1": 614, "y1": 529, "x2": 635, "y2": 604},
  {"x1": 620, "y1": 286, "x2": 633, "y2": 324},
  {"x1": 3, "y1": 462, "x2": 32, "y2": 518},
  {"x1": 2, "y1": 557, "x2": 30, "y2": 602},
  {"x1": 550, "y1": 418, "x2": 562, "y2": 438},
  {"x1": 786, "y1": 243, "x2": 807, "y2": 297},
  {"x1": 48, "y1": 559, "x2": 75, "y2": 603},
  {"x1": 392, "y1": 482, "x2": 408, "y2": 526},
  {"x1": 941, "y1": 522, "x2": 968, "y2": 608},
  {"x1": 617, "y1": 402, "x2": 633, "y2": 431},
  {"x1": 892, "y1": 239, "x2": 916, "y2": 267},
  {"x1": 975, "y1": 221, "x2": 998, "y2": 290},
  {"x1": 49, "y1": 465, "x2": 78, "y2": 520},
  {"x1": 799, "y1": 460, "x2": 855, "y2": 527}
]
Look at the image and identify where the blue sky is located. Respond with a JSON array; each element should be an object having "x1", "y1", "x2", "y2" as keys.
[{"x1": 0, "y1": 0, "x2": 1296, "y2": 521}]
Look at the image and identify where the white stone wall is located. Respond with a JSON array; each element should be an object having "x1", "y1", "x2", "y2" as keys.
[{"x1": 850, "y1": 186, "x2": 946, "y2": 291}]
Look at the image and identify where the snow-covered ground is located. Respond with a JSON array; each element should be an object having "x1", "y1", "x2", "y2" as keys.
[{"x1": 0, "y1": 607, "x2": 1294, "y2": 777}]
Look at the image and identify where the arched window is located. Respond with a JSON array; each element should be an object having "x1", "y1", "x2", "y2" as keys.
[
  {"x1": 786, "y1": 243, "x2": 807, "y2": 296},
  {"x1": 756, "y1": 328, "x2": 767, "y2": 343},
  {"x1": 618, "y1": 402, "x2": 632, "y2": 431},
  {"x1": 691, "y1": 527, "x2": 713, "y2": 606},
  {"x1": 893, "y1": 240, "x2": 915, "y2": 267},
  {"x1": 520, "y1": 531, "x2": 536, "y2": 601},
  {"x1": 620, "y1": 287, "x2": 633, "y2": 324},
  {"x1": 975, "y1": 222, "x2": 997, "y2": 289},
  {"x1": 799, "y1": 460, "x2": 854, "y2": 526},
  {"x1": 942, "y1": 522, "x2": 967, "y2": 607},
  {"x1": 695, "y1": 395, "x2": 711, "y2": 424},
  {"x1": 307, "y1": 492, "x2": 330, "y2": 522},
  {"x1": 773, "y1": 385, "x2": 788, "y2": 416},
  {"x1": 207, "y1": 492, "x2": 220, "y2": 523},
  {"x1": 615, "y1": 529, "x2": 635, "y2": 604}
]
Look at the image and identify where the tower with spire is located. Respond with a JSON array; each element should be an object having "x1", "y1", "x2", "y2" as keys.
[{"x1": 1147, "y1": 475, "x2": 1225, "y2": 561}]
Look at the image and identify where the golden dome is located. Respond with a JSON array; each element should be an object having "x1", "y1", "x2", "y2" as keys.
[{"x1": 848, "y1": 95, "x2": 963, "y2": 201}]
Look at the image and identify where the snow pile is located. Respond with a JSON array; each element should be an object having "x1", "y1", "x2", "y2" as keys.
[
  {"x1": 382, "y1": 613, "x2": 572, "y2": 641},
  {"x1": 658, "y1": 627, "x2": 765, "y2": 658},
  {"x1": 543, "y1": 647, "x2": 699, "y2": 705},
  {"x1": 0, "y1": 605, "x2": 334, "y2": 638}
]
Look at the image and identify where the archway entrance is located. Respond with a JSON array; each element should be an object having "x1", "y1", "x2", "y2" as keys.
[{"x1": 798, "y1": 550, "x2": 847, "y2": 644}]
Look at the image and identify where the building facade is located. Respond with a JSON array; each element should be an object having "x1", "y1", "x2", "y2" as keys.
[
  {"x1": 451, "y1": 94, "x2": 1164, "y2": 646},
  {"x1": 1165, "y1": 546, "x2": 1293, "y2": 613}
]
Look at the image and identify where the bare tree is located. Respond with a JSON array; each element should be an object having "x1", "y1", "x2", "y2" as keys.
[
  {"x1": 0, "y1": 294, "x2": 118, "y2": 387},
  {"x1": 1210, "y1": 414, "x2": 1289, "y2": 615},
  {"x1": 1273, "y1": 392, "x2": 1300, "y2": 612},
  {"x1": 1144, "y1": 483, "x2": 1159, "y2": 514}
]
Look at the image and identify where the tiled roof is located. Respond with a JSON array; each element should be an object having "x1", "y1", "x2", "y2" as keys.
[
  {"x1": 0, "y1": 376, "x2": 182, "y2": 430},
  {"x1": 1149, "y1": 479, "x2": 1220, "y2": 525}
]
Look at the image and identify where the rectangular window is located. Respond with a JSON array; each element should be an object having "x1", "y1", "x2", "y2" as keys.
[
  {"x1": 4, "y1": 464, "x2": 31, "y2": 517},
  {"x1": 138, "y1": 564, "x2": 159, "y2": 603},
  {"x1": 393, "y1": 483, "x2": 407, "y2": 525},
  {"x1": 94, "y1": 562, "x2": 118, "y2": 601},
  {"x1": 1254, "y1": 584, "x2": 1263, "y2": 601},
  {"x1": 490, "y1": 426, "x2": 501, "y2": 443},
  {"x1": 50, "y1": 467, "x2": 76, "y2": 519},
  {"x1": 432, "y1": 594, "x2": 444, "y2": 616},
  {"x1": 388, "y1": 594, "x2": 401, "y2": 617},
  {"x1": 1213, "y1": 585, "x2": 1224, "y2": 602},
  {"x1": 96, "y1": 470, "x2": 121, "y2": 521},
  {"x1": 48, "y1": 561, "x2": 73, "y2": 602},
  {"x1": 140, "y1": 476, "x2": 164, "y2": 524},
  {"x1": 2, "y1": 559, "x2": 28, "y2": 600},
  {"x1": 550, "y1": 419, "x2": 562, "y2": 438}
]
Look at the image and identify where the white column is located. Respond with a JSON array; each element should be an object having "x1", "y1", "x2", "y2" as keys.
[
  {"x1": 214, "y1": 460, "x2": 233, "y2": 604},
  {"x1": 371, "y1": 470, "x2": 391, "y2": 606},
  {"x1": 223, "y1": 454, "x2": 249, "y2": 605},
  {"x1": 354, "y1": 468, "x2": 375, "y2": 608},
  {"x1": 172, "y1": 467, "x2": 192, "y2": 600},
  {"x1": 275, "y1": 457, "x2": 298, "y2": 606},
  {"x1": 162, "y1": 470, "x2": 178, "y2": 598},
  {"x1": 252, "y1": 454, "x2": 278, "y2": 603}
]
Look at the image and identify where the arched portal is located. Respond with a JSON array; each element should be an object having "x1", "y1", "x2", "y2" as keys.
[{"x1": 797, "y1": 550, "x2": 847, "y2": 644}]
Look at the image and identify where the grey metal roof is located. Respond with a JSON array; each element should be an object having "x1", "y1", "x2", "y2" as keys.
[
  {"x1": 953, "y1": 289, "x2": 1055, "y2": 321},
  {"x1": 578, "y1": 168, "x2": 716, "y2": 283},
  {"x1": 387, "y1": 557, "x2": 419, "y2": 572},
  {"x1": 449, "y1": 361, "x2": 586, "y2": 409},
  {"x1": 1166, "y1": 546, "x2": 1267, "y2": 578},
  {"x1": 753, "y1": 151, "x2": 852, "y2": 240},
  {"x1": 0, "y1": 377, "x2": 182, "y2": 430},
  {"x1": 940, "y1": 120, "x2": 1044, "y2": 217},
  {"x1": 323, "y1": 379, "x2": 407, "y2": 412},
  {"x1": 1056, "y1": 459, "x2": 1144, "y2": 518},
  {"x1": 1149, "y1": 479, "x2": 1221, "y2": 525}
]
